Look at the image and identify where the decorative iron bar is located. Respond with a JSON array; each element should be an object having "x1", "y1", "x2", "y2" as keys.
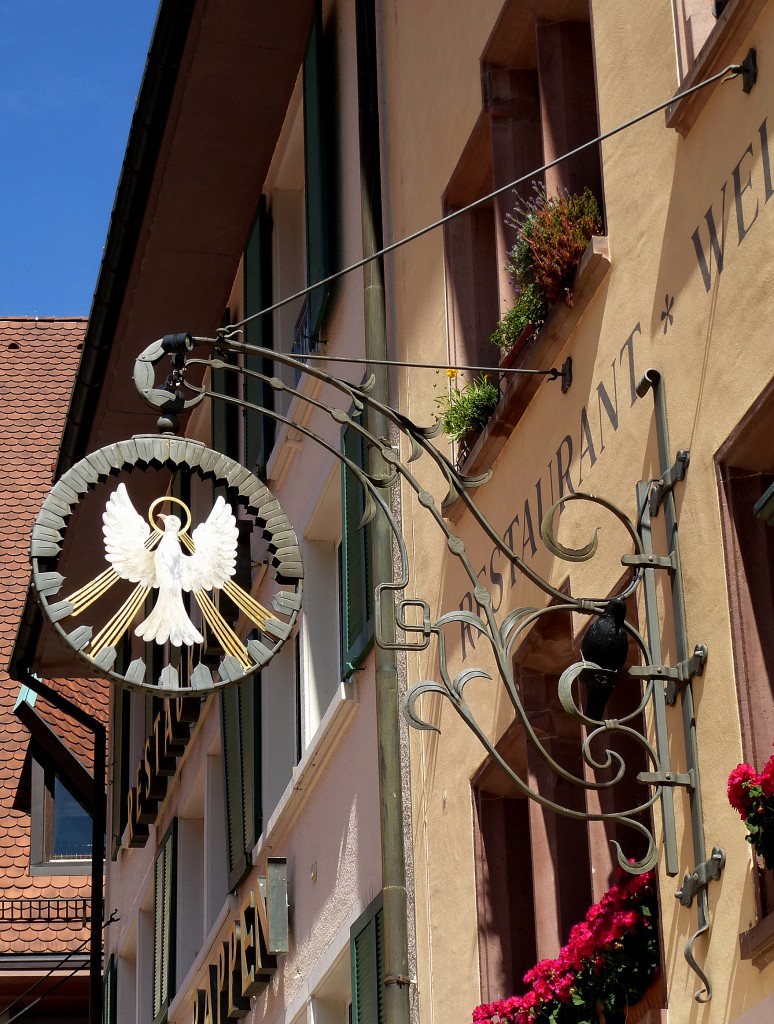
[
  {"x1": 134, "y1": 334, "x2": 723, "y2": 1000},
  {"x1": 0, "y1": 897, "x2": 91, "y2": 922}
]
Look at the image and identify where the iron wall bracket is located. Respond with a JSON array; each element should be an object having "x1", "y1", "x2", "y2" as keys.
[
  {"x1": 649, "y1": 448, "x2": 690, "y2": 516},
  {"x1": 676, "y1": 847, "x2": 726, "y2": 908},
  {"x1": 628, "y1": 643, "x2": 707, "y2": 694},
  {"x1": 621, "y1": 551, "x2": 676, "y2": 571}
]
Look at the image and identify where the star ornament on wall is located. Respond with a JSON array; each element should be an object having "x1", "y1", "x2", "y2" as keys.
[{"x1": 29, "y1": 435, "x2": 303, "y2": 695}]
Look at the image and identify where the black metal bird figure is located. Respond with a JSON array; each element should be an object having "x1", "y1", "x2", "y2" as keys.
[{"x1": 579, "y1": 598, "x2": 630, "y2": 720}]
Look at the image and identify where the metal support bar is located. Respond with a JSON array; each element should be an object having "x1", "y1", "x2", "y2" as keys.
[
  {"x1": 636, "y1": 480, "x2": 680, "y2": 876},
  {"x1": 637, "y1": 369, "x2": 719, "y2": 1002}
]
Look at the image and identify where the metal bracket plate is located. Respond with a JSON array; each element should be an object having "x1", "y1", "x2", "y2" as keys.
[
  {"x1": 628, "y1": 643, "x2": 707, "y2": 695},
  {"x1": 621, "y1": 551, "x2": 676, "y2": 570},
  {"x1": 650, "y1": 448, "x2": 690, "y2": 515},
  {"x1": 676, "y1": 847, "x2": 726, "y2": 908},
  {"x1": 638, "y1": 770, "x2": 694, "y2": 789}
]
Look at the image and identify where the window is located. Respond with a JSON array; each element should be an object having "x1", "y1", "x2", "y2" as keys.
[
  {"x1": 243, "y1": 0, "x2": 332, "y2": 474},
  {"x1": 471, "y1": 602, "x2": 657, "y2": 1002},
  {"x1": 221, "y1": 678, "x2": 262, "y2": 891},
  {"x1": 104, "y1": 953, "x2": 117, "y2": 1024},
  {"x1": 672, "y1": 0, "x2": 720, "y2": 80},
  {"x1": 667, "y1": 0, "x2": 764, "y2": 134},
  {"x1": 30, "y1": 757, "x2": 94, "y2": 875},
  {"x1": 340, "y1": 421, "x2": 373, "y2": 678},
  {"x1": 717, "y1": 380, "x2": 774, "y2": 962},
  {"x1": 444, "y1": 0, "x2": 603, "y2": 376},
  {"x1": 350, "y1": 894, "x2": 385, "y2": 1024},
  {"x1": 153, "y1": 820, "x2": 177, "y2": 1024}
]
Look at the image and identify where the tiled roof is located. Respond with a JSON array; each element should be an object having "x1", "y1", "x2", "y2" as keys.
[{"x1": 0, "y1": 319, "x2": 107, "y2": 955}]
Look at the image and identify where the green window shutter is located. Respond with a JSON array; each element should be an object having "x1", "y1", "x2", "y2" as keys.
[
  {"x1": 110, "y1": 687, "x2": 130, "y2": 861},
  {"x1": 244, "y1": 195, "x2": 274, "y2": 476},
  {"x1": 303, "y1": 1, "x2": 331, "y2": 342},
  {"x1": 152, "y1": 820, "x2": 177, "y2": 1024},
  {"x1": 221, "y1": 678, "x2": 262, "y2": 892},
  {"x1": 350, "y1": 894, "x2": 385, "y2": 1024},
  {"x1": 341, "y1": 424, "x2": 373, "y2": 677},
  {"x1": 103, "y1": 953, "x2": 117, "y2": 1024}
]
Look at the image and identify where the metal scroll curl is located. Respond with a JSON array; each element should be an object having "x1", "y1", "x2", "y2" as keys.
[
  {"x1": 131, "y1": 335, "x2": 664, "y2": 868},
  {"x1": 123, "y1": 335, "x2": 721, "y2": 1000}
]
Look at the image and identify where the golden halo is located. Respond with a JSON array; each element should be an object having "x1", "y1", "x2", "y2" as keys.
[{"x1": 148, "y1": 495, "x2": 192, "y2": 535}]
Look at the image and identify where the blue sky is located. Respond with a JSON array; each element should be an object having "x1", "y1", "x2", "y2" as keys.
[{"x1": 0, "y1": 1, "x2": 159, "y2": 315}]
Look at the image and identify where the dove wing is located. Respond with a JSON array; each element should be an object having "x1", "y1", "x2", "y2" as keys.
[
  {"x1": 103, "y1": 483, "x2": 156, "y2": 586},
  {"x1": 180, "y1": 497, "x2": 239, "y2": 593}
]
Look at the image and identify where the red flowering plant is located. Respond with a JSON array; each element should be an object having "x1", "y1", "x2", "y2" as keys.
[
  {"x1": 727, "y1": 744, "x2": 774, "y2": 868},
  {"x1": 472, "y1": 869, "x2": 658, "y2": 1024}
]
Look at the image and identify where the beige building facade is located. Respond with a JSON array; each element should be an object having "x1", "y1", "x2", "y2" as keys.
[{"x1": 11, "y1": 3, "x2": 774, "y2": 1024}]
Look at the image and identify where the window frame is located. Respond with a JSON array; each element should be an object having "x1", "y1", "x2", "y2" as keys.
[
  {"x1": 716, "y1": 379, "x2": 774, "y2": 964},
  {"x1": 666, "y1": 0, "x2": 765, "y2": 135},
  {"x1": 30, "y1": 756, "x2": 94, "y2": 876}
]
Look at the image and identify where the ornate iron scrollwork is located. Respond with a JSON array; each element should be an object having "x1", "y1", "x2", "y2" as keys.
[{"x1": 131, "y1": 335, "x2": 721, "y2": 999}]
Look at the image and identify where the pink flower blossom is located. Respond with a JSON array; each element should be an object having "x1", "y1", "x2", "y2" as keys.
[{"x1": 727, "y1": 762, "x2": 759, "y2": 817}]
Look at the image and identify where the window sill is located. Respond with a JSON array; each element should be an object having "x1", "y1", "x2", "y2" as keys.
[
  {"x1": 740, "y1": 910, "x2": 774, "y2": 969},
  {"x1": 29, "y1": 858, "x2": 97, "y2": 877},
  {"x1": 666, "y1": 0, "x2": 765, "y2": 136},
  {"x1": 251, "y1": 680, "x2": 358, "y2": 862},
  {"x1": 444, "y1": 235, "x2": 610, "y2": 523}
]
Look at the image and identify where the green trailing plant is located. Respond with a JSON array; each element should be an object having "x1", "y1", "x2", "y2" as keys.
[
  {"x1": 490, "y1": 185, "x2": 602, "y2": 353},
  {"x1": 489, "y1": 282, "x2": 547, "y2": 352},
  {"x1": 435, "y1": 371, "x2": 500, "y2": 443}
]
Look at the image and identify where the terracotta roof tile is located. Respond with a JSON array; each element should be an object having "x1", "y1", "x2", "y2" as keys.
[{"x1": 0, "y1": 319, "x2": 107, "y2": 955}]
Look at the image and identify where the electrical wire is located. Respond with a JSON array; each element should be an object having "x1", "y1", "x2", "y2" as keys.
[
  {"x1": 0, "y1": 937, "x2": 89, "y2": 1019},
  {"x1": 221, "y1": 61, "x2": 746, "y2": 339},
  {"x1": 5, "y1": 963, "x2": 87, "y2": 1024},
  {"x1": 0, "y1": 909, "x2": 119, "y2": 1022}
]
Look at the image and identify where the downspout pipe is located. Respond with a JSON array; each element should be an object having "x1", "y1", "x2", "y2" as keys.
[
  {"x1": 18, "y1": 671, "x2": 106, "y2": 1024},
  {"x1": 355, "y1": 2, "x2": 411, "y2": 1021}
]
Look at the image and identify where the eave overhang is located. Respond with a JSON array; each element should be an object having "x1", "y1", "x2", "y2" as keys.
[{"x1": 10, "y1": 0, "x2": 316, "y2": 681}]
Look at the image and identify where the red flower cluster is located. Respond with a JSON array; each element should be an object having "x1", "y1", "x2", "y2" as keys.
[
  {"x1": 728, "y1": 744, "x2": 774, "y2": 868},
  {"x1": 472, "y1": 870, "x2": 657, "y2": 1024}
]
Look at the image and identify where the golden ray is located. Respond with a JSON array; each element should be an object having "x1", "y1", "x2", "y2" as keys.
[
  {"x1": 66, "y1": 567, "x2": 121, "y2": 615},
  {"x1": 178, "y1": 530, "x2": 272, "y2": 628},
  {"x1": 223, "y1": 580, "x2": 271, "y2": 628},
  {"x1": 89, "y1": 584, "x2": 150, "y2": 657},
  {"x1": 193, "y1": 590, "x2": 250, "y2": 669},
  {"x1": 64, "y1": 533, "x2": 160, "y2": 616}
]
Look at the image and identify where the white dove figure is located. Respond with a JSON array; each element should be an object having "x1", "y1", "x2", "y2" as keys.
[{"x1": 102, "y1": 483, "x2": 239, "y2": 647}]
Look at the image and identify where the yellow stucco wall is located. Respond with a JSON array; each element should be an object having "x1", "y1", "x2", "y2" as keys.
[{"x1": 379, "y1": 0, "x2": 774, "y2": 1021}]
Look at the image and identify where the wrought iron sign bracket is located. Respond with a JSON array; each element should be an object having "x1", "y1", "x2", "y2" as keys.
[
  {"x1": 30, "y1": 339, "x2": 729, "y2": 1004},
  {"x1": 675, "y1": 847, "x2": 726, "y2": 909},
  {"x1": 649, "y1": 448, "x2": 690, "y2": 516}
]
